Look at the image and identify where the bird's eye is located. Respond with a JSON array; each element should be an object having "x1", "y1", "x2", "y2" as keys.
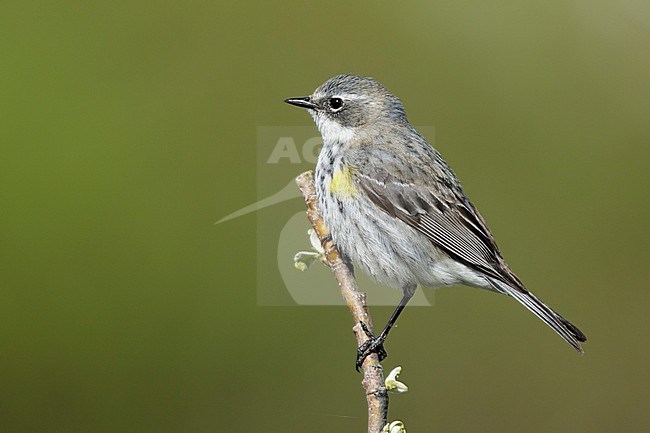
[{"x1": 329, "y1": 97, "x2": 344, "y2": 111}]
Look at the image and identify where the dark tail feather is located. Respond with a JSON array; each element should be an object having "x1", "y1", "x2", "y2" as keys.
[
  {"x1": 553, "y1": 308, "x2": 587, "y2": 343},
  {"x1": 488, "y1": 278, "x2": 586, "y2": 353}
]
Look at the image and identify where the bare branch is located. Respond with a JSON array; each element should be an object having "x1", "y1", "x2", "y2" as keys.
[{"x1": 296, "y1": 171, "x2": 388, "y2": 433}]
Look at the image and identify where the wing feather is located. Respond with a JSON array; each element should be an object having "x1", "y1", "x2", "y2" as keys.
[{"x1": 355, "y1": 168, "x2": 516, "y2": 287}]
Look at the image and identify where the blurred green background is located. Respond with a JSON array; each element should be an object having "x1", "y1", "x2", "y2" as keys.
[{"x1": 1, "y1": 1, "x2": 649, "y2": 432}]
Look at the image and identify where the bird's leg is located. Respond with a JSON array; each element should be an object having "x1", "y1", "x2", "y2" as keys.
[{"x1": 356, "y1": 288, "x2": 415, "y2": 371}]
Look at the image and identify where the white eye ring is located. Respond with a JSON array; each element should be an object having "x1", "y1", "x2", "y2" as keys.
[{"x1": 328, "y1": 97, "x2": 344, "y2": 112}]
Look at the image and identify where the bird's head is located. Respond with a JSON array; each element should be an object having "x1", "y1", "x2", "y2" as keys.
[{"x1": 285, "y1": 74, "x2": 407, "y2": 142}]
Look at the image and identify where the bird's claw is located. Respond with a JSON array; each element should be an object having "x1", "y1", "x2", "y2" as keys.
[
  {"x1": 355, "y1": 322, "x2": 387, "y2": 372},
  {"x1": 320, "y1": 234, "x2": 333, "y2": 249}
]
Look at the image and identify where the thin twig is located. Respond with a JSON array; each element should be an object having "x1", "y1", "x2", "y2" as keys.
[{"x1": 296, "y1": 171, "x2": 388, "y2": 433}]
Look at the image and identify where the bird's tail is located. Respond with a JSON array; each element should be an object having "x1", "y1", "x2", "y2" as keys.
[{"x1": 488, "y1": 278, "x2": 587, "y2": 353}]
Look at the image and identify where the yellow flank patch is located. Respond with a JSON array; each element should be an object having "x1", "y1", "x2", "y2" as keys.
[{"x1": 329, "y1": 166, "x2": 357, "y2": 197}]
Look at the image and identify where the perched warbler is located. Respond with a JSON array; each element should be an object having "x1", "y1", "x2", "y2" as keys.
[{"x1": 285, "y1": 74, "x2": 586, "y2": 369}]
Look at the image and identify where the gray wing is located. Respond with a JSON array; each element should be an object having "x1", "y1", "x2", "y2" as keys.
[{"x1": 348, "y1": 144, "x2": 523, "y2": 290}]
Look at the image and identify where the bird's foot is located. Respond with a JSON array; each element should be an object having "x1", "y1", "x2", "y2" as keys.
[
  {"x1": 320, "y1": 234, "x2": 333, "y2": 249},
  {"x1": 356, "y1": 322, "x2": 387, "y2": 372}
]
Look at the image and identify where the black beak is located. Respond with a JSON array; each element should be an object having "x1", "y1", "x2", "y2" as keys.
[{"x1": 284, "y1": 96, "x2": 319, "y2": 110}]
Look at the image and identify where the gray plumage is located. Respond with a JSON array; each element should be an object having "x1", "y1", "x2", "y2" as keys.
[{"x1": 285, "y1": 74, "x2": 586, "y2": 356}]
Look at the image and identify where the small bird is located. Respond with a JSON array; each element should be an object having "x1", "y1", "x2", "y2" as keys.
[{"x1": 285, "y1": 74, "x2": 586, "y2": 369}]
